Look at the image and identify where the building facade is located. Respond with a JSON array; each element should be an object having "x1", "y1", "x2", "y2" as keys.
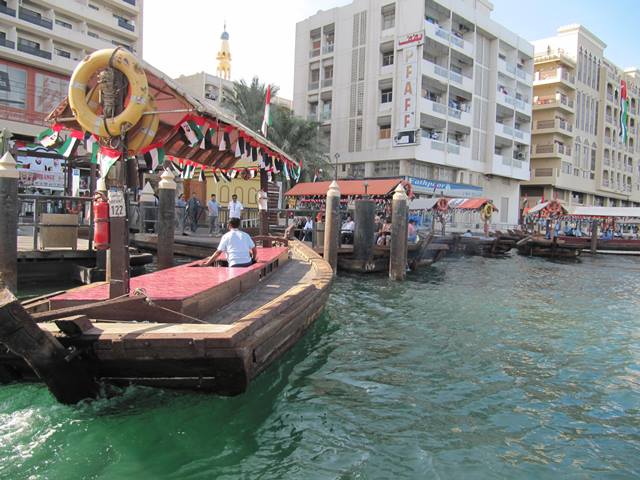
[
  {"x1": 524, "y1": 25, "x2": 640, "y2": 208},
  {"x1": 0, "y1": 0, "x2": 143, "y2": 139},
  {"x1": 293, "y1": 0, "x2": 534, "y2": 225}
]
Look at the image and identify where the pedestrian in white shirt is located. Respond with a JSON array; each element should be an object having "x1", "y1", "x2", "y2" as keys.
[
  {"x1": 202, "y1": 218, "x2": 256, "y2": 267},
  {"x1": 228, "y1": 194, "x2": 243, "y2": 220},
  {"x1": 303, "y1": 216, "x2": 313, "y2": 241}
]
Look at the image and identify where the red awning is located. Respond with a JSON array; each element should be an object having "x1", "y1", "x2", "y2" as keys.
[
  {"x1": 446, "y1": 198, "x2": 496, "y2": 210},
  {"x1": 285, "y1": 179, "x2": 403, "y2": 197}
]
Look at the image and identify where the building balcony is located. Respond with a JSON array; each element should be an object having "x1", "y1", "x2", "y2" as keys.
[
  {"x1": 0, "y1": 38, "x2": 15, "y2": 49},
  {"x1": 17, "y1": 43, "x2": 52, "y2": 60},
  {"x1": 117, "y1": 18, "x2": 135, "y2": 32},
  {"x1": 320, "y1": 111, "x2": 331, "y2": 122},
  {"x1": 496, "y1": 89, "x2": 532, "y2": 116},
  {"x1": 534, "y1": 68, "x2": 575, "y2": 88},
  {"x1": 533, "y1": 93, "x2": 574, "y2": 113},
  {"x1": 18, "y1": 6, "x2": 53, "y2": 30},
  {"x1": 533, "y1": 118, "x2": 573, "y2": 136},
  {"x1": 308, "y1": 81, "x2": 319, "y2": 91},
  {"x1": 379, "y1": 100, "x2": 393, "y2": 113},
  {"x1": 307, "y1": 113, "x2": 318, "y2": 121},
  {"x1": 321, "y1": 78, "x2": 333, "y2": 88},
  {"x1": 607, "y1": 92, "x2": 614, "y2": 103},
  {"x1": 123, "y1": 0, "x2": 136, "y2": 5},
  {"x1": 496, "y1": 122, "x2": 532, "y2": 144},
  {"x1": 322, "y1": 44, "x2": 334, "y2": 55},
  {"x1": 516, "y1": 67, "x2": 532, "y2": 84},
  {"x1": 423, "y1": 59, "x2": 473, "y2": 92},
  {"x1": 498, "y1": 58, "x2": 516, "y2": 78},
  {"x1": 532, "y1": 143, "x2": 572, "y2": 159},
  {"x1": 448, "y1": 104, "x2": 472, "y2": 126},
  {"x1": 424, "y1": 20, "x2": 473, "y2": 57},
  {"x1": 309, "y1": 48, "x2": 320, "y2": 58},
  {"x1": 421, "y1": 97, "x2": 448, "y2": 120},
  {"x1": 606, "y1": 113, "x2": 613, "y2": 124},
  {"x1": 0, "y1": 4, "x2": 16, "y2": 17},
  {"x1": 533, "y1": 48, "x2": 576, "y2": 68}
]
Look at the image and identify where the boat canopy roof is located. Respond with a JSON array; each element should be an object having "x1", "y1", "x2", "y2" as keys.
[
  {"x1": 447, "y1": 198, "x2": 496, "y2": 210},
  {"x1": 570, "y1": 206, "x2": 640, "y2": 218},
  {"x1": 285, "y1": 178, "x2": 403, "y2": 197},
  {"x1": 527, "y1": 201, "x2": 568, "y2": 215},
  {"x1": 46, "y1": 58, "x2": 299, "y2": 170}
]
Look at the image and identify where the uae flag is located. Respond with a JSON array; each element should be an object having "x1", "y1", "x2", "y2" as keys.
[
  {"x1": 234, "y1": 140, "x2": 242, "y2": 157},
  {"x1": 57, "y1": 130, "x2": 84, "y2": 158},
  {"x1": 198, "y1": 168, "x2": 205, "y2": 182},
  {"x1": 229, "y1": 169, "x2": 238, "y2": 179},
  {"x1": 249, "y1": 169, "x2": 257, "y2": 179},
  {"x1": 180, "y1": 120, "x2": 203, "y2": 147},
  {"x1": 283, "y1": 161, "x2": 291, "y2": 180},
  {"x1": 219, "y1": 171, "x2": 230, "y2": 182},
  {"x1": 84, "y1": 132, "x2": 99, "y2": 163},
  {"x1": 212, "y1": 171, "x2": 219, "y2": 183},
  {"x1": 200, "y1": 127, "x2": 215, "y2": 149},
  {"x1": 261, "y1": 85, "x2": 272, "y2": 137},
  {"x1": 37, "y1": 125, "x2": 62, "y2": 148},
  {"x1": 141, "y1": 144, "x2": 165, "y2": 171},
  {"x1": 620, "y1": 80, "x2": 629, "y2": 143},
  {"x1": 98, "y1": 146, "x2": 121, "y2": 178}
]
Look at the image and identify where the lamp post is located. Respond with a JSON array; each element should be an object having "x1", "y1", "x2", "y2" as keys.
[{"x1": 334, "y1": 152, "x2": 340, "y2": 180}]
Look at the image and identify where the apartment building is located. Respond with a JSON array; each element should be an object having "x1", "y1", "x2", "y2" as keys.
[
  {"x1": 524, "y1": 24, "x2": 640, "y2": 208},
  {"x1": 293, "y1": 0, "x2": 534, "y2": 225},
  {"x1": 0, "y1": 0, "x2": 143, "y2": 138}
]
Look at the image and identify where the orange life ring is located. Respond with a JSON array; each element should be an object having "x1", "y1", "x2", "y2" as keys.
[
  {"x1": 400, "y1": 180, "x2": 414, "y2": 199},
  {"x1": 436, "y1": 198, "x2": 449, "y2": 212}
]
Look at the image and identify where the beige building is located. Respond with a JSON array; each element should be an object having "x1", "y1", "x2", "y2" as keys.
[
  {"x1": 293, "y1": 0, "x2": 534, "y2": 226},
  {"x1": 0, "y1": 0, "x2": 143, "y2": 138},
  {"x1": 523, "y1": 24, "x2": 640, "y2": 208}
]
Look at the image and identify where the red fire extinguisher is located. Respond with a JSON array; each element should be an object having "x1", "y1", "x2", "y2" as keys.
[{"x1": 93, "y1": 192, "x2": 110, "y2": 250}]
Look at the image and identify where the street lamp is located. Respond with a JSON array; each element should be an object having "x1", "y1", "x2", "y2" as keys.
[{"x1": 333, "y1": 152, "x2": 340, "y2": 180}]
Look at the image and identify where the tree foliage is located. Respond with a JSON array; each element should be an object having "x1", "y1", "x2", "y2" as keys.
[{"x1": 228, "y1": 76, "x2": 331, "y2": 185}]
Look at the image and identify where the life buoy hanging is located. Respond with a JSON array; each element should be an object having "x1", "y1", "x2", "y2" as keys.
[
  {"x1": 436, "y1": 198, "x2": 449, "y2": 212},
  {"x1": 480, "y1": 202, "x2": 494, "y2": 221},
  {"x1": 126, "y1": 95, "x2": 159, "y2": 154},
  {"x1": 69, "y1": 48, "x2": 149, "y2": 138}
]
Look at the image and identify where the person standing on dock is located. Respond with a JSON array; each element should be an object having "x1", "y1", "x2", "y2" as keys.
[
  {"x1": 186, "y1": 193, "x2": 201, "y2": 233},
  {"x1": 207, "y1": 194, "x2": 219, "y2": 236},
  {"x1": 228, "y1": 194, "x2": 244, "y2": 221},
  {"x1": 176, "y1": 193, "x2": 187, "y2": 234},
  {"x1": 202, "y1": 218, "x2": 257, "y2": 268}
]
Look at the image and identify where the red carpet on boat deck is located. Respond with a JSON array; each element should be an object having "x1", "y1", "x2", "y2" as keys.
[{"x1": 52, "y1": 247, "x2": 287, "y2": 302}]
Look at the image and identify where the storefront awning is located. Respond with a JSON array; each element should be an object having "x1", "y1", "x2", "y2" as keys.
[
  {"x1": 570, "y1": 206, "x2": 640, "y2": 218},
  {"x1": 447, "y1": 198, "x2": 495, "y2": 210}
]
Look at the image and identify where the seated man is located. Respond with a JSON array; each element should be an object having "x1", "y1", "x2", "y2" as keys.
[
  {"x1": 202, "y1": 217, "x2": 257, "y2": 268},
  {"x1": 462, "y1": 229, "x2": 473, "y2": 237},
  {"x1": 341, "y1": 215, "x2": 355, "y2": 245}
]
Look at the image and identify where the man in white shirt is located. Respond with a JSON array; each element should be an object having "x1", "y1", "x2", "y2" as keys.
[
  {"x1": 202, "y1": 218, "x2": 257, "y2": 268},
  {"x1": 228, "y1": 194, "x2": 243, "y2": 220},
  {"x1": 303, "y1": 216, "x2": 313, "y2": 241}
]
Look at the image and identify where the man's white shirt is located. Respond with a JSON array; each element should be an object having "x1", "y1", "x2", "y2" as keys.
[
  {"x1": 217, "y1": 230, "x2": 255, "y2": 266},
  {"x1": 229, "y1": 201, "x2": 243, "y2": 219}
]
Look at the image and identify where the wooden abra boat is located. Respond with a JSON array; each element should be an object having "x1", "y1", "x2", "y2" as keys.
[
  {"x1": 515, "y1": 236, "x2": 581, "y2": 259},
  {"x1": 335, "y1": 234, "x2": 445, "y2": 273},
  {"x1": 0, "y1": 239, "x2": 332, "y2": 403},
  {"x1": 558, "y1": 235, "x2": 640, "y2": 253}
]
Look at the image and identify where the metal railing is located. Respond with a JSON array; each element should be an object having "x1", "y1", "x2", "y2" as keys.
[
  {"x1": 17, "y1": 42, "x2": 52, "y2": 59},
  {"x1": 18, "y1": 194, "x2": 94, "y2": 251},
  {"x1": 117, "y1": 18, "x2": 135, "y2": 31},
  {"x1": 0, "y1": 4, "x2": 16, "y2": 16},
  {"x1": 0, "y1": 38, "x2": 15, "y2": 49},
  {"x1": 18, "y1": 7, "x2": 53, "y2": 29}
]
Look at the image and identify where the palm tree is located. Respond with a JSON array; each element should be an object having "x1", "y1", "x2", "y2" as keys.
[{"x1": 228, "y1": 76, "x2": 330, "y2": 185}]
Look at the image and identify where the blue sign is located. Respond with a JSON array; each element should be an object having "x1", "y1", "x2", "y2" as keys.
[{"x1": 406, "y1": 176, "x2": 482, "y2": 198}]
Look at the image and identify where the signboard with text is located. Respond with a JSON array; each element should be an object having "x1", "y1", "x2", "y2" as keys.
[
  {"x1": 407, "y1": 176, "x2": 483, "y2": 198},
  {"x1": 394, "y1": 32, "x2": 423, "y2": 145}
]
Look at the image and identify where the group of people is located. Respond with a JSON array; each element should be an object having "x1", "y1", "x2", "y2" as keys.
[{"x1": 175, "y1": 193, "x2": 244, "y2": 236}]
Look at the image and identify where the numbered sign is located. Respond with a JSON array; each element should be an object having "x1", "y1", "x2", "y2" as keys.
[{"x1": 108, "y1": 190, "x2": 126, "y2": 218}]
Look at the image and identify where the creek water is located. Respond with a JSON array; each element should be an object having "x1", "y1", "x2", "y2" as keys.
[{"x1": 2, "y1": 254, "x2": 640, "y2": 478}]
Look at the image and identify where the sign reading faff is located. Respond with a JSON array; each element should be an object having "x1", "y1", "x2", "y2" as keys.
[{"x1": 395, "y1": 32, "x2": 422, "y2": 138}]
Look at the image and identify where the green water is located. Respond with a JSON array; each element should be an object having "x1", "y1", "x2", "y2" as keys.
[{"x1": 2, "y1": 254, "x2": 640, "y2": 479}]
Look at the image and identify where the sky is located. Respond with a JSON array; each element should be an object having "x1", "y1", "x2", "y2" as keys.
[{"x1": 142, "y1": 0, "x2": 640, "y2": 100}]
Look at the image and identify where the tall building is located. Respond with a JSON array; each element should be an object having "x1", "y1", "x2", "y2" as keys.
[
  {"x1": 0, "y1": 0, "x2": 143, "y2": 139},
  {"x1": 293, "y1": 0, "x2": 534, "y2": 225},
  {"x1": 523, "y1": 25, "x2": 640, "y2": 208}
]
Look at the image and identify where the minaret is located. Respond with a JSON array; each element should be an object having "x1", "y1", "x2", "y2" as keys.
[{"x1": 216, "y1": 23, "x2": 231, "y2": 80}]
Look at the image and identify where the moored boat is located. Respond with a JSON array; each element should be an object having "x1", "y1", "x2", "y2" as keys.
[{"x1": 0, "y1": 239, "x2": 332, "y2": 401}]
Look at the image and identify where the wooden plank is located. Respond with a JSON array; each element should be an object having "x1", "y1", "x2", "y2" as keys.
[{"x1": 0, "y1": 288, "x2": 98, "y2": 404}]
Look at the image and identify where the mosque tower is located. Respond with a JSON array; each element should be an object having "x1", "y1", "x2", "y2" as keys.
[{"x1": 216, "y1": 23, "x2": 232, "y2": 80}]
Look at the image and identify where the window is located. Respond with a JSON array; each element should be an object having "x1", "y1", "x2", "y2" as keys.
[
  {"x1": 55, "y1": 48, "x2": 70, "y2": 58},
  {"x1": 379, "y1": 125, "x2": 391, "y2": 139},
  {"x1": 55, "y1": 19, "x2": 72, "y2": 29},
  {"x1": 382, "y1": 51, "x2": 394, "y2": 66},
  {"x1": 88, "y1": 31, "x2": 98, "y2": 38},
  {"x1": 381, "y1": 4, "x2": 395, "y2": 30},
  {"x1": 0, "y1": 63, "x2": 27, "y2": 110},
  {"x1": 381, "y1": 88, "x2": 392, "y2": 103},
  {"x1": 18, "y1": 38, "x2": 40, "y2": 49},
  {"x1": 88, "y1": 4, "x2": 99, "y2": 10}
]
